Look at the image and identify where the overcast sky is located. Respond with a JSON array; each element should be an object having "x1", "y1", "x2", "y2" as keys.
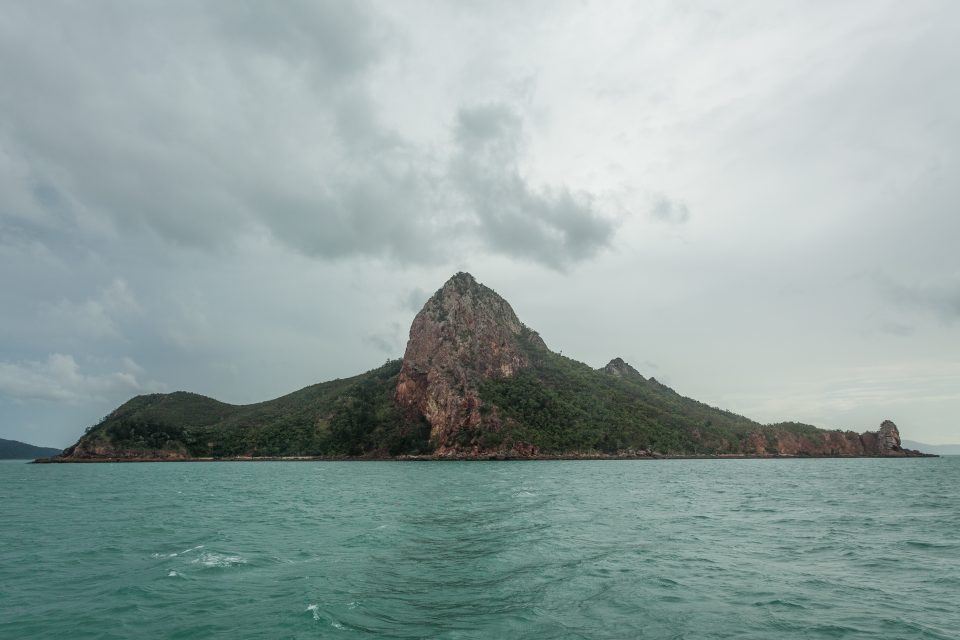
[{"x1": 2, "y1": 0, "x2": 958, "y2": 448}]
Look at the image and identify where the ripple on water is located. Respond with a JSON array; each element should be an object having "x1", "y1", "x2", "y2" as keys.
[{"x1": 1, "y1": 458, "x2": 958, "y2": 639}]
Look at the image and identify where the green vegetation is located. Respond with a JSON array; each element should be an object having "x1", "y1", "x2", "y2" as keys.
[
  {"x1": 76, "y1": 360, "x2": 431, "y2": 458},
  {"x1": 69, "y1": 311, "x2": 852, "y2": 460},
  {"x1": 477, "y1": 331, "x2": 764, "y2": 454},
  {"x1": 71, "y1": 348, "x2": 840, "y2": 459},
  {"x1": 58, "y1": 272, "x2": 889, "y2": 460},
  {"x1": 70, "y1": 345, "x2": 846, "y2": 458}
]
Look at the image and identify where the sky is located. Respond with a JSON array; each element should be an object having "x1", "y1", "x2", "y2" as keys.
[{"x1": 1, "y1": 0, "x2": 958, "y2": 448}]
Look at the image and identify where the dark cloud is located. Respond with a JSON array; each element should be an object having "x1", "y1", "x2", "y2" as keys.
[
  {"x1": 363, "y1": 331, "x2": 400, "y2": 356},
  {"x1": 215, "y1": 0, "x2": 385, "y2": 78},
  {"x1": 650, "y1": 197, "x2": 691, "y2": 224},
  {"x1": 0, "y1": 1, "x2": 420, "y2": 259},
  {"x1": 450, "y1": 104, "x2": 616, "y2": 269},
  {"x1": 400, "y1": 288, "x2": 429, "y2": 313},
  {"x1": 0, "y1": 4, "x2": 615, "y2": 271},
  {"x1": 885, "y1": 277, "x2": 960, "y2": 324}
]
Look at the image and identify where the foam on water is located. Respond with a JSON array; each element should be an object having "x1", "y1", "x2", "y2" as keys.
[
  {"x1": 192, "y1": 552, "x2": 246, "y2": 568},
  {"x1": 151, "y1": 544, "x2": 204, "y2": 559}
]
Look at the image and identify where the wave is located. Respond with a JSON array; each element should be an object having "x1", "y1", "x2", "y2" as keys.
[
  {"x1": 151, "y1": 544, "x2": 204, "y2": 559},
  {"x1": 192, "y1": 552, "x2": 246, "y2": 568}
]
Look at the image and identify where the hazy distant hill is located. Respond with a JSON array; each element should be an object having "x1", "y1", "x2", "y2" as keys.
[
  {"x1": 902, "y1": 440, "x2": 960, "y2": 455},
  {"x1": 0, "y1": 438, "x2": 62, "y2": 459},
  {"x1": 54, "y1": 273, "x2": 927, "y2": 461}
]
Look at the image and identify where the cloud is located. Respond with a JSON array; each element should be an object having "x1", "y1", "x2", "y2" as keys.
[
  {"x1": 363, "y1": 322, "x2": 403, "y2": 356},
  {"x1": 363, "y1": 333, "x2": 398, "y2": 356},
  {"x1": 0, "y1": 354, "x2": 161, "y2": 403},
  {"x1": 882, "y1": 275, "x2": 960, "y2": 324},
  {"x1": 0, "y1": 4, "x2": 616, "y2": 272},
  {"x1": 46, "y1": 279, "x2": 141, "y2": 340},
  {"x1": 0, "y1": 1, "x2": 434, "y2": 261},
  {"x1": 878, "y1": 321, "x2": 915, "y2": 337},
  {"x1": 727, "y1": 361, "x2": 960, "y2": 429},
  {"x1": 451, "y1": 104, "x2": 616, "y2": 269},
  {"x1": 214, "y1": 0, "x2": 385, "y2": 79},
  {"x1": 400, "y1": 287, "x2": 429, "y2": 313},
  {"x1": 650, "y1": 196, "x2": 691, "y2": 225}
]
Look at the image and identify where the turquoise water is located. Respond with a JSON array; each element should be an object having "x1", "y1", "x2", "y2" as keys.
[{"x1": 2, "y1": 458, "x2": 958, "y2": 639}]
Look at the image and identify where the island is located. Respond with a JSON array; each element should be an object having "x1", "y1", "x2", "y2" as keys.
[{"x1": 39, "y1": 273, "x2": 932, "y2": 462}]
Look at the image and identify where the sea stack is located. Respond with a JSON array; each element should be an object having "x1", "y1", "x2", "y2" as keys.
[{"x1": 867, "y1": 419, "x2": 903, "y2": 455}]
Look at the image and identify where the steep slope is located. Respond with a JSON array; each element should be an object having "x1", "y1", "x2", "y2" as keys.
[
  {"x1": 392, "y1": 274, "x2": 919, "y2": 457},
  {"x1": 0, "y1": 438, "x2": 62, "y2": 459},
  {"x1": 479, "y1": 349, "x2": 762, "y2": 454},
  {"x1": 48, "y1": 272, "x2": 928, "y2": 461},
  {"x1": 56, "y1": 360, "x2": 430, "y2": 460},
  {"x1": 395, "y1": 272, "x2": 546, "y2": 455},
  {"x1": 478, "y1": 348, "x2": 915, "y2": 457}
]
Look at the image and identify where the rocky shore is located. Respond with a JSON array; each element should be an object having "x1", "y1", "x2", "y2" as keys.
[
  {"x1": 35, "y1": 448, "x2": 936, "y2": 464},
  {"x1": 43, "y1": 273, "x2": 938, "y2": 463}
]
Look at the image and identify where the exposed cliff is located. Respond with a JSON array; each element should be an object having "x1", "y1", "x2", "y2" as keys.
[
  {"x1": 46, "y1": 272, "x2": 932, "y2": 461},
  {"x1": 601, "y1": 357, "x2": 645, "y2": 379},
  {"x1": 741, "y1": 420, "x2": 914, "y2": 457},
  {"x1": 395, "y1": 272, "x2": 546, "y2": 455}
]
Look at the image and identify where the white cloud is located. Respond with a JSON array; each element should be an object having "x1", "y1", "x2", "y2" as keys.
[{"x1": 0, "y1": 354, "x2": 161, "y2": 403}]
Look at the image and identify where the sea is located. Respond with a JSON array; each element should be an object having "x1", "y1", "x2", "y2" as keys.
[{"x1": 2, "y1": 457, "x2": 958, "y2": 639}]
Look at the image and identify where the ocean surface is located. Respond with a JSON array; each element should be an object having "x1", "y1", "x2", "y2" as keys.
[{"x1": 2, "y1": 458, "x2": 958, "y2": 639}]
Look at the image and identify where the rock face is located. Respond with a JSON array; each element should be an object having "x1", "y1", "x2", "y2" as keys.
[
  {"x1": 743, "y1": 420, "x2": 910, "y2": 457},
  {"x1": 601, "y1": 357, "x2": 645, "y2": 379},
  {"x1": 395, "y1": 272, "x2": 545, "y2": 455},
  {"x1": 59, "y1": 440, "x2": 190, "y2": 461},
  {"x1": 44, "y1": 270, "x2": 933, "y2": 462},
  {"x1": 860, "y1": 419, "x2": 904, "y2": 455},
  {"x1": 877, "y1": 420, "x2": 902, "y2": 451}
]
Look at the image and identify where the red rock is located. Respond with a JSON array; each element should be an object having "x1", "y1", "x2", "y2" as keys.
[{"x1": 395, "y1": 272, "x2": 544, "y2": 455}]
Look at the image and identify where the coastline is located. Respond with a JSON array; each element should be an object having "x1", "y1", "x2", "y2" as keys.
[{"x1": 32, "y1": 451, "x2": 938, "y2": 463}]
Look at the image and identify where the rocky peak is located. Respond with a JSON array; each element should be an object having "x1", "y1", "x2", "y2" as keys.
[
  {"x1": 395, "y1": 273, "x2": 546, "y2": 453},
  {"x1": 601, "y1": 357, "x2": 644, "y2": 379},
  {"x1": 877, "y1": 420, "x2": 902, "y2": 451},
  {"x1": 858, "y1": 419, "x2": 904, "y2": 455}
]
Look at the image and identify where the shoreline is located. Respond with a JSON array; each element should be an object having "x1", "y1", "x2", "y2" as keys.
[{"x1": 32, "y1": 451, "x2": 938, "y2": 463}]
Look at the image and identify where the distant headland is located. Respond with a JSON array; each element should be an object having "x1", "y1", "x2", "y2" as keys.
[
  {"x1": 1, "y1": 437, "x2": 62, "y2": 460},
  {"x1": 39, "y1": 273, "x2": 934, "y2": 462}
]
